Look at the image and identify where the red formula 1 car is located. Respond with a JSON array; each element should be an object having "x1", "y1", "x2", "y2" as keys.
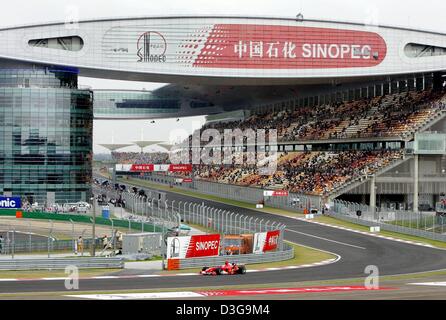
[{"x1": 200, "y1": 261, "x2": 247, "y2": 276}]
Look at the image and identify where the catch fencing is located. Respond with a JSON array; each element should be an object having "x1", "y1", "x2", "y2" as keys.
[
  {"x1": 0, "y1": 210, "x2": 164, "y2": 256},
  {"x1": 105, "y1": 185, "x2": 287, "y2": 246},
  {"x1": 332, "y1": 199, "x2": 446, "y2": 242},
  {"x1": 95, "y1": 184, "x2": 289, "y2": 268},
  {"x1": 139, "y1": 174, "x2": 322, "y2": 212}
]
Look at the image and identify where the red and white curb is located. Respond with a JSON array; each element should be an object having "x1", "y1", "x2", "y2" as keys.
[
  {"x1": 66, "y1": 286, "x2": 395, "y2": 300},
  {"x1": 290, "y1": 216, "x2": 436, "y2": 249},
  {"x1": 0, "y1": 258, "x2": 338, "y2": 283}
]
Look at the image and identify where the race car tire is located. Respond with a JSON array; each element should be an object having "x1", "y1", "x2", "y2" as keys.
[
  {"x1": 202, "y1": 267, "x2": 209, "y2": 272},
  {"x1": 215, "y1": 268, "x2": 222, "y2": 275},
  {"x1": 237, "y1": 265, "x2": 246, "y2": 274}
]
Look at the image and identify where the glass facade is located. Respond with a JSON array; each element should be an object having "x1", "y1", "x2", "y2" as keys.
[{"x1": 0, "y1": 68, "x2": 93, "y2": 204}]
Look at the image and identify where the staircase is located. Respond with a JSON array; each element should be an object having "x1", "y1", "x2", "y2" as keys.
[
  {"x1": 402, "y1": 109, "x2": 446, "y2": 141},
  {"x1": 327, "y1": 154, "x2": 413, "y2": 200}
]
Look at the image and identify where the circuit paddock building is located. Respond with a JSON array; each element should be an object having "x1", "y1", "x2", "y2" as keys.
[{"x1": 0, "y1": 15, "x2": 446, "y2": 206}]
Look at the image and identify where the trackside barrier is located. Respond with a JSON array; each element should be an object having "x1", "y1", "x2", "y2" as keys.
[
  {"x1": 0, "y1": 209, "x2": 163, "y2": 233},
  {"x1": 137, "y1": 174, "x2": 322, "y2": 212},
  {"x1": 329, "y1": 212, "x2": 446, "y2": 242},
  {"x1": 94, "y1": 183, "x2": 290, "y2": 268},
  {"x1": 0, "y1": 257, "x2": 124, "y2": 271},
  {"x1": 168, "y1": 243, "x2": 294, "y2": 270}
]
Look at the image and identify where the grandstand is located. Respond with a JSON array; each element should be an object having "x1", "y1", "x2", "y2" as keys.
[{"x1": 116, "y1": 84, "x2": 446, "y2": 213}]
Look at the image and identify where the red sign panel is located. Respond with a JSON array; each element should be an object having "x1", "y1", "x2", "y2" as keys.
[
  {"x1": 186, "y1": 234, "x2": 221, "y2": 258},
  {"x1": 263, "y1": 230, "x2": 280, "y2": 252},
  {"x1": 193, "y1": 24, "x2": 387, "y2": 69},
  {"x1": 130, "y1": 164, "x2": 154, "y2": 172},
  {"x1": 169, "y1": 164, "x2": 193, "y2": 172},
  {"x1": 273, "y1": 191, "x2": 289, "y2": 197},
  {"x1": 182, "y1": 178, "x2": 193, "y2": 183}
]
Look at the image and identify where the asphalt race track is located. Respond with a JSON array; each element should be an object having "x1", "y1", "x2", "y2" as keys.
[{"x1": 2, "y1": 182, "x2": 446, "y2": 294}]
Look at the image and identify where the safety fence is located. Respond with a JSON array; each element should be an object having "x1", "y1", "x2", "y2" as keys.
[
  {"x1": 95, "y1": 184, "x2": 289, "y2": 267},
  {"x1": 332, "y1": 199, "x2": 446, "y2": 242},
  {"x1": 104, "y1": 185, "x2": 287, "y2": 243},
  {"x1": 329, "y1": 212, "x2": 446, "y2": 242},
  {"x1": 174, "y1": 242, "x2": 294, "y2": 270},
  {"x1": 0, "y1": 209, "x2": 164, "y2": 256},
  {"x1": 0, "y1": 257, "x2": 124, "y2": 271},
  {"x1": 136, "y1": 174, "x2": 322, "y2": 212},
  {"x1": 0, "y1": 209, "x2": 163, "y2": 233}
]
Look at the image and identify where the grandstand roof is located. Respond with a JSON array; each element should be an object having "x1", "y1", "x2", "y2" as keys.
[
  {"x1": 132, "y1": 141, "x2": 164, "y2": 149},
  {"x1": 1, "y1": 15, "x2": 446, "y2": 86},
  {"x1": 157, "y1": 143, "x2": 174, "y2": 151}
]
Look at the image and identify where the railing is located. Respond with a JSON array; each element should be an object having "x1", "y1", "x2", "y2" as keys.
[
  {"x1": 331, "y1": 199, "x2": 446, "y2": 242},
  {"x1": 0, "y1": 257, "x2": 124, "y2": 271}
]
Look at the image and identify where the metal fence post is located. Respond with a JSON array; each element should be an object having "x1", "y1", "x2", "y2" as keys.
[
  {"x1": 234, "y1": 214, "x2": 239, "y2": 234},
  {"x1": 70, "y1": 219, "x2": 75, "y2": 254},
  {"x1": 29, "y1": 221, "x2": 32, "y2": 253},
  {"x1": 12, "y1": 227, "x2": 15, "y2": 259},
  {"x1": 109, "y1": 218, "x2": 115, "y2": 251},
  {"x1": 271, "y1": 222, "x2": 276, "y2": 233},
  {"x1": 254, "y1": 218, "x2": 259, "y2": 233},
  {"x1": 48, "y1": 220, "x2": 53, "y2": 258},
  {"x1": 230, "y1": 213, "x2": 235, "y2": 234},
  {"x1": 244, "y1": 216, "x2": 248, "y2": 233},
  {"x1": 164, "y1": 200, "x2": 169, "y2": 223}
]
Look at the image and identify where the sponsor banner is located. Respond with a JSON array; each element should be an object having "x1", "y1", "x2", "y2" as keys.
[
  {"x1": 167, "y1": 234, "x2": 220, "y2": 259},
  {"x1": 182, "y1": 178, "x2": 193, "y2": 183},
  {"x1": 104, "y1": 24, "x2": 387, "y2": 70},
  {"x1": 169, "y1": 164, "x2": 193, "y2": 172},
  {"x1": 194, "y1": 25, "x2": 387, "y2": 69},
  {"x1": 0, "y1": 196, "x2": 21, "y2": 209},
  {"x1": 115, "y1": 164, "x2": 192, "y2": 173},
  {"x1": 253, "y1": 230, "x2": 280, "y2": 253},
  {"x1": 115, "y1": 164, "x2": 154, "y2": 172},
  {"x1": 263, "y1": 190, "x2": 289, "y2": 197}
]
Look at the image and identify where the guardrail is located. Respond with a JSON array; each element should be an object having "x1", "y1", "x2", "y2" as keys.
[
  {"x1": 0, "y1": 257, "x2": 124, "y2": 271},
  {"x1": 329, "y1": 212, "x2": 446, "y2": 242},
  {"x1": 174, "y1": 243, "x2": 294, "y2": 270}
]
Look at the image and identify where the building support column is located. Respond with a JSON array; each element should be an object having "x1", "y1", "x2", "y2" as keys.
[
  {"x1": 414, "y1": 154, "x2": 419, "y2": 213},
  {"x1": 370, "y1": 176, "x2": 377, "y2": 220}
]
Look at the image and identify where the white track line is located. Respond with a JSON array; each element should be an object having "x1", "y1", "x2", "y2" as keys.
[{"x1": 285, "y1": 229, "x2": 366, "y2": 250}]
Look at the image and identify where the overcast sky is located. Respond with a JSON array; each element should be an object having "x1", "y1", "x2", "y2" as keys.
[{"x1": 1, "y1": 0, "x2": 445, "y2": 153}]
